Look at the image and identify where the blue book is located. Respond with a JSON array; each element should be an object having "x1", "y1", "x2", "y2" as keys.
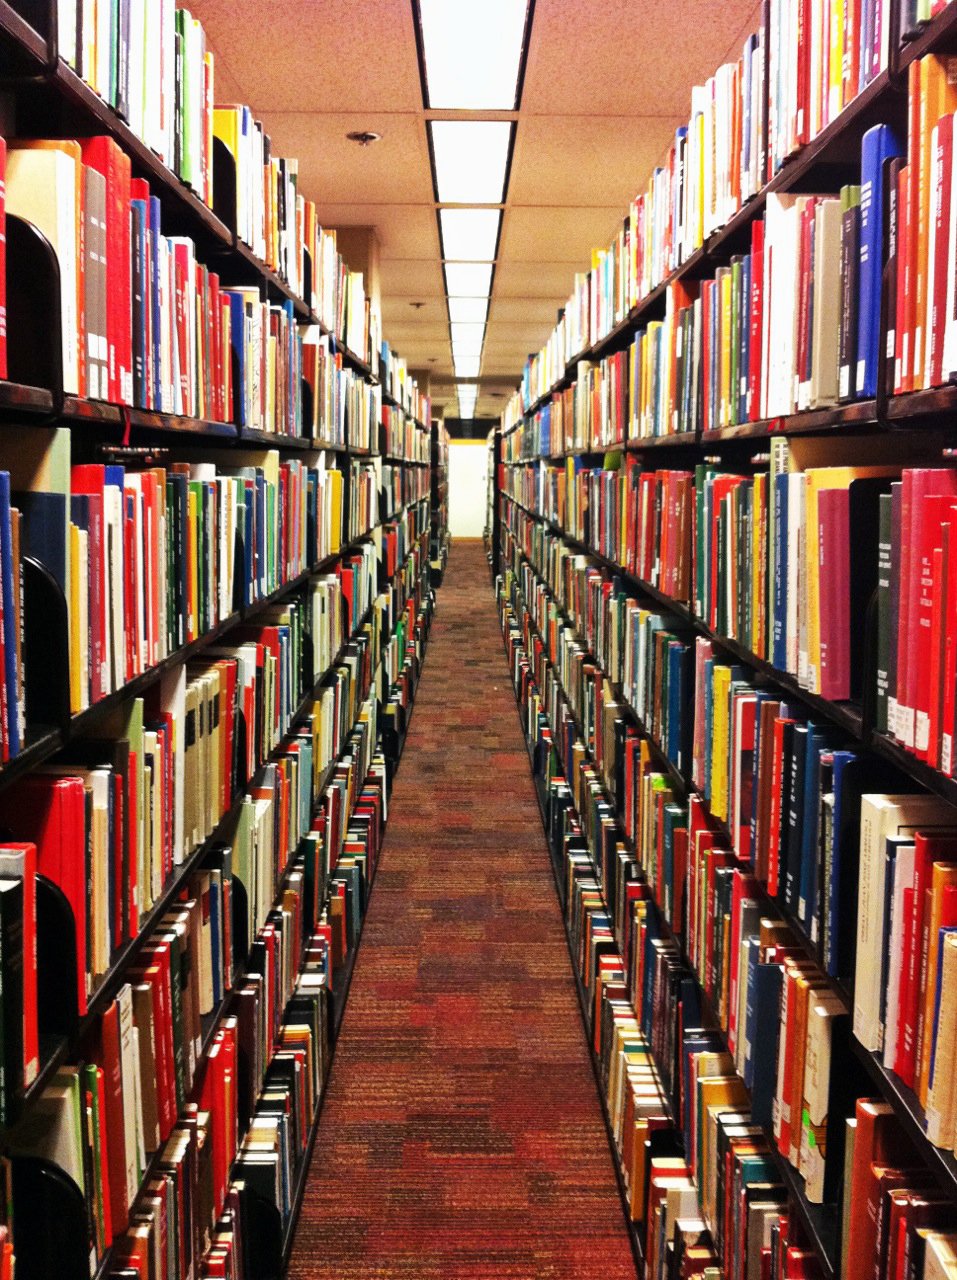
[
  {"x1": 226, "y1": 292, "x2": 248, "y2": 427},
  {"x1": 130, "y1": 198, "x2": 148, "y2": 408},
  {"x1": 0, "y1": 474, "x2": 20, "y2": 758},
  {"x1": 798, "y1": 727, "x2": 829, "y2": 929},
  {"x1": 773, "y1": 471, "x2": 788, "y2": 669},
  {"x1": 857, "y1": 124, "x2": 903, "y2": 398},
  {"x1": 748, "y1": 961, "x2": 783, "y2": 1126}
]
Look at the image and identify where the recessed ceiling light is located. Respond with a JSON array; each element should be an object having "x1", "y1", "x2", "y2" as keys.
[
  {"x1": 346, "y1": 130, "x2": 382, "y2": 146},
  {"x1": 448, "y1": 297, "x2": 489, "y2": 324},
  {"x1": 444, "y1": 263, "x2": 493, "y2": 297},
  {"x1": 454, "y1": 354, "x2": 481, "y2": 378},
  {"x1": 418, "y1": 0, "x2": 530, "y2": 110},
  {"x1": 430, "y1": 121, "x2": 511, "y2": 204},
  {"x1": 440, "y1": 208, "x2": 500, "y2": 261}
]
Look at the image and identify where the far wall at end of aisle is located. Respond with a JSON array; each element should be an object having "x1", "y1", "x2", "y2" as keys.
[{"x1": 448, "y1": 440, "x2": 489, "y2": 538}]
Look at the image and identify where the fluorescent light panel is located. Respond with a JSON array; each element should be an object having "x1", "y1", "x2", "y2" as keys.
[
  {"x1": 454, "y1": 354, "x2": 481, "y2": 378},
  {"x1": 448, "y1": 296, "x2": 489, "y2": 324},
  {"x1": 444, "y1": 263, "x2": 493, "y2": 297},
  {"x1": 440, "y1": 208, "x2": 500, "y2": 262},
  {"x1": 450, "y1": 322, "x2": 485, "y2": 355},
  {"x1": 430, "y1": 121, "x2": 511, "y2": 204},
  {"x1": 419, "y1": 0, "x2": 529, "y2": 109}
]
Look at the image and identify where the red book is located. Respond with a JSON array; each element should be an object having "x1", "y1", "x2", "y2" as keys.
[
  {"x1": 897, "y1": 471, "x2": 957, "y2": 748},
  {"x1": 914, "y1": 486, "x2": 957, "y2": 758},
  {"x1": 748, "y1": 219, "x2": 765, "y2": 420},
  {"x1": 0, "y1": 778, "x2": 87, "y2": 1016},
  {"x1": 727, "y1": 868, "x2": 759, "y2": 1056},
  {"x1": 940, "y1": 507, "x2": 957, "y2": 775},
  {"x1": 817, "y1": 486, "x2": 850, "y2": 700},
  {"x1": 895, "y1": 832, "x2": 957, "y2": 1087},
  {"x1": 894, "y1": 163, "x2": 910, "y2": 393},
  {"x1": 926, "y1": 541, "x2": 947, "y2": 769},
  {"x1": 80, "y1": 138, "x2": 131, "y2": 405},
  {"x1": 91, "y1": 1000, "x2": 130, "y2": 1234},
  {"x1": 172, "y1": 243, "x2": 190, "y2": 415},
  {"x1": 767, "y1": 716, "x2": 796, "y2": 897},
  {"x1": 929, "y1": 114, "x2": 953, "y2": 387}
]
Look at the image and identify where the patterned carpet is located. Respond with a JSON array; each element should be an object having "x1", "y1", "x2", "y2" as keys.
[{"x1": 287, "y1": 539, "x2": 639, "y2": 1279}]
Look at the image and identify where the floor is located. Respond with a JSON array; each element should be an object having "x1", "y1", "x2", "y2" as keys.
[{"x1": 287, "y1": 539, "x2": 638, "y2": 1279}]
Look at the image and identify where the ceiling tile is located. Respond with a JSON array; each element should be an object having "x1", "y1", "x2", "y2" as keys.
[
  {"x1": 189, "y1": 0, "x2": 424, "y2": 112},
  {"x1": 488, "y1": 297, "x2": 564, "y2": 326},
  {"x1": 508, "y1": 114, "x2": 682, "y2": 207},
  {"x1": 522, "y1": 0, "x2": 761, "y2": 116},
  {"x1": 492, "y1": 260, "x2": 584, "y2": 299},
  {"x1": 499, "y1": 206, "x2": 624, "y2": 264},
  {"x1": 379, "y1": 260, "x2": 447, "y2": 297},
  {"x1": 315, "y1": 205, "x2": 440, "y2": 260},
  {"x1": 256, "y1": 114, "x2": 432, "y2": 207}
]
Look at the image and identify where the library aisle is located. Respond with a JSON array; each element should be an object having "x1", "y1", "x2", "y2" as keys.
[{"x1": 288, "y1": 539, "x2": 637, "y2": 1279}]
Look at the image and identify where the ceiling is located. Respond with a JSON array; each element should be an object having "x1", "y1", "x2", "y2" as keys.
[{"x1": 189, "y1": 0, "x2": 761, "y2": 419}]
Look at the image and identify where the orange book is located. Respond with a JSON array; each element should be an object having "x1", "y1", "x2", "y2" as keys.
[{"x1": 844, "y1": 1098, "x2": 899, "y2": 1280}]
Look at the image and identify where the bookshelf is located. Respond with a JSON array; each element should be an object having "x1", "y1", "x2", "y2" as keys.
[
  {"x1": 0, "y1": 5, "x2": 438, "y2": 1278},
  {"x1": 496, "y1": 4, "x2": 957, "y2": 1278},
  {"x1": 429, "y1": 421, "x2": 449, "y2": 587}
]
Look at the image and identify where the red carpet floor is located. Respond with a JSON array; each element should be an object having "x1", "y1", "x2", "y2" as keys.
[{"x1": 287, "y1": 539, "x2": 638, "y2": 1279}]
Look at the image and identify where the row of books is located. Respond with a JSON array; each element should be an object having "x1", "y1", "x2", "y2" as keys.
[
  {"x1": 52, "y1": 440, "x2": 348, "y2": 716},
  {"x1": 0, "y1": 566, "x2": 432, "y2": 1277},
  {"x1": 500, "y1": 558, "x2": 957, "y2": 1276},
  {"x1": 378, "y1": 348, "x2": 430, "y2": 428},
  {"x1": 518, "y1": 1, "x2": 892, "y2": 408},
  {"x1": 56, "y1": 4, "x2": 376, "y2": 363},
  {"x1": 381, "y1": 407, "x2": 430, "y2": 464},
  {"x1": 3, "y1": 133, "x2": 410, "y2": 438},
  {"x1": 380, "y1": 466, "x2": 428, "y2": 524},
  {"x1": 502, "y1": 509, "x2": 957, "y2": 1173},
  {"x1": 498, "y1": 583, "x2": 851, "y2": 1278},
  {"x1": 347, "y1": 460, "x2": 380, "y2": 544},
  {"x1": 501, "y1": 431, "x2": 957, "y2": 736}
]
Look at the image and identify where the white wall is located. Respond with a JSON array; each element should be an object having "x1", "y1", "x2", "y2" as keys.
[{"x1": 448, "y1": 441, "x2": 489, "y2": 538}]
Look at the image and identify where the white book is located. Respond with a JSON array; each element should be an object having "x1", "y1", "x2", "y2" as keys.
[
  {"x1": 854, "y1": 794, "x2": 957, "y2": 1052},
  {"x1": 116, "y1": 984, "x2": 142, "y2": 1208},
  {"x1": 882, "y1": 840, "x2": 916, "y2": 1070},
  {"x1": 6, "y1": 149, "x2": 80, "y2": 395},
  {"x1": 945, "y1": 111, "x2": 957, "y2": 381}
]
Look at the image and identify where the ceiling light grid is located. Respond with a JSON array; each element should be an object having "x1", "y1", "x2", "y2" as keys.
[{"x1": 414, "y1": 0, "x2": 533, "y2": 419}]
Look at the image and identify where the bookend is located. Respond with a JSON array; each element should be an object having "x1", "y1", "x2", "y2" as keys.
[
  {"x1": 232, "y1": 524, "x2": 245, "y2": 615},
  {"x1": 301, "y1": 250, "x2": 312, "y2": 317},
  {"x1": 35, "y1": 874, "x2": 79, "y2": 1043},
  {"x1": 238, "y1": 1185, "x2": 283, "y2": 1280},
  {"x1": 230, "y1": 872, "x2": 249, "y2": 967},
  {"x1": 22, "y1": 555, "x2": 70, "y2": 731},
  {"x1": 6, "y1": 213, "x2": 64, "y2": 417},
  {"x1": 233, "y1": 705, "x2": 249, "y2": 796},
  {"x1": 212, "y1": 138, "x2": 237, "y2": 237},
  {"x1": 10, "y1": 1155, "x2": 90, "y2": 1280},
  {"x1": 300, "y1": 378, "x2": 314, "y2": 437}
]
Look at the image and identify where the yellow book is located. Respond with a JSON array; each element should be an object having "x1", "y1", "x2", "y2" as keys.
[
  {"x1": 720, "y1": 270, "x2": 733, "y2": 428},
  {"x1": 69, "y1": 523, "x2": 82, "y2": 714},
  {"x1": 328, "y1": 469, "x2": 342, "y2": 554},
  {"x1": 711, "y1": 663, "x2": 732, "y2": 820},
  {"x1": 802, "y1": 465, "x2": 897, "y2": 693},
  {"x1": 828, "y1": 0, "x2": 844, "y2": 121},
  {"x1": 752, "y1": 472, "x2": 766, "y2": 656}
]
